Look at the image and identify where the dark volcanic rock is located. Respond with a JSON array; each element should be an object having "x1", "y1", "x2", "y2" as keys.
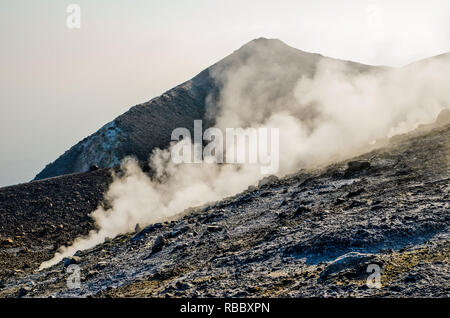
[
  {"x1": 258, "y1": 175, "x2": 279, "y2": 188},
  {"x1": 151, "y1": 235, "x2": 166, "y2": 254},
  {"x1": 344, "y1": 160, "x2": 371, "y2": 177},
  {"x1": 319, "y1": 252, "x2": 377, "y2": 280},
  {"x1": 34, "y1": 70, "x2": 215, "y2": 180},
  {"x1": 17, "y1": 287, "x2": 29, "y2": 298},
  {"x1": 62, "y1": 256, "x2": 81, "y2": 268}
]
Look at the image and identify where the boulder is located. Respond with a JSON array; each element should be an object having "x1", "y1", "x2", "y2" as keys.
[
  {"x1": 319, "y1": 252, "x2": 377, "y2": 279},
  {"x1": 62, "y1": 256, "x2": 81, "y2": 268},
  {"x1": 17, "y1": 287, "x2": 29, "y2": 298},
  {"x1": 344, "y1": 161, "x2": 371, "y2": 177},
  {"x1": 152, "y1": 235, "x2": 166, "y2": 254},
  {"x1": 135, "y1": 223, "x2": 142, "y2": 233},
  {"x1": 258, "y1": 175, "x2": 279, "y2": 188},
  {"x1": 206, "y1": 225, "x2": 222, "y2": 232}
]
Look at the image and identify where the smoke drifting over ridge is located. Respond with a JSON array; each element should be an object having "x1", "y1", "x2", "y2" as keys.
[{"x1": 40, "y1": 39, "x2": 450, "y2": 269}]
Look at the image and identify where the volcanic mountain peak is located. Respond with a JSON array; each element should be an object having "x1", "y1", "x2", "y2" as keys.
[
  {"x1": 235, "y1": 37, "x2": 305, "y2": 54},
  {"x1": 234, "y1": 38, "x2": 322, "y2": 58},
  {"x1": 34, "y1": 39, "x2": 379, "y2": 181},
  {"x1": 32, "y1": 39, "x2": 448, "y2": 181}
]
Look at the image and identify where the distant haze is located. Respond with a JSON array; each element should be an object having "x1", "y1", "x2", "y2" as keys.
[{"x1": 1, "y1": 0, "x2": 450, "y2": 187}]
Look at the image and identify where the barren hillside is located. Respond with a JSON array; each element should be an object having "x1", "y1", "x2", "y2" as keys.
[{"x1": 1, "y1": 117, "x2": 448, "y2": 298}]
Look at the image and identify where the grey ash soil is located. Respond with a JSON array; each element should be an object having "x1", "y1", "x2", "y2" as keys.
[{"x1": 0, "y1": 122, "x2": 448, "y2": 298}]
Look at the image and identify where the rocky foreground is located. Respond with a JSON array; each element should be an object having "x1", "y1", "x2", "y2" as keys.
[{"x1": 0, "y1": 120, "x2": 449, "y2": 298}]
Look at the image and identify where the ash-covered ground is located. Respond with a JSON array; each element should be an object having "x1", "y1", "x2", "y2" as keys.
[{"x1": 0, "y1": 120, "x2": 449, "y2": 298}]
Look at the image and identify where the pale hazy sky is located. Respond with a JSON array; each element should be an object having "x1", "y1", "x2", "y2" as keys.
[{"x1": 1, "y1": 0, "x2": 449, "y2": 187}]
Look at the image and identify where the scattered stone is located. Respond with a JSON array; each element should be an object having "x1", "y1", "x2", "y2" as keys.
[
  {"x1": 172, "y1": 242, "x2": 189, "y2": 253},
  {"x1": 151, "y1": 235, "x2": 166, "y2": 254},
  {"x1": 370, "y1": 204, "x2": 383, "y2": 211},
  {"x1": 390, "y1": 285, "x2": 404, "y2": 292},
  {"x1": 170, "y1": 225, "x2": 190, "y2": 238},
  {"x1": 344, "y1": 160, "x2": 371, "y2": 177},
  {"x1": 346, "y1": 188, "x2": 365, "y2": 198},
  {"x1": 404, "y1": 273, "x2": 422, "y2": 283},
  {"x1": 175, "y1": 281, "x2": 192, "y2": 290},
  {"x1": 294, "y1": 206, "x2": 311, "y2": 215},
  {"x1": 95, "y1": 261, "x2": 108, "y2": 270},
  {"x1": 320, "y1": 252, "x2": 377, "y2": 280},
  {"x1": 17, "y1": 287, "x2": 29, "y2": 298},
  {"x1": 135, "y1": 223, "x2": 142, "y2": 233},
  {"x1": 258, "y1": 175, "x2": 279, "y2": 188},
  {"x1": 86, "y1": 270, "x2": 99, "y2": 278},
  {"x1": 89, "y1": 164, "x2": 99, "y2": 171},
  {"x1": 0, "y1": 237, "x2": 14, "y2": 247},
  {"x1": 148, "y1": 223, "x2": 163, "y2": 231},
  {"x1": 62, "y1": 256, "x2": 81, "y2": 268},
  {"x1": 206, "y1": 225, "x2": 222, "y2": 232},
  {"x1": 131, "y1": 223, "x2": 163, "y2": 242},
  {"x1": 73, "y1": 250, "x2": 82, "y2": 257},
  {"x1": 276, "y1": 211, "x2": 288, "y2": 218},
  {"x1": 348, "y1": 160, "x2": 371, "y2": 171},
  {"x1": 7, "y1": 269, "x2": 23, "y2": 277},
  {"x1": 347, "y1": 200, "x2": 365, "y2": 209}
]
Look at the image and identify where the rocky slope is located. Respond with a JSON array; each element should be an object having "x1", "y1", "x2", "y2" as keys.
[
  {"x1": 1, "y1": 117, "x2": 448, "y2": 298},
  {"x1": 0, "y1": 169, "x2": 112, "y2": 279},
  {"x1": 34, "y1": 38, "x2": 379, "y2": 180}
]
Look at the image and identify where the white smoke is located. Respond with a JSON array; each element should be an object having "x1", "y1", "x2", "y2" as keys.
[{"x1": 40, "y1": 42, "x2": 450, "y2": 269}]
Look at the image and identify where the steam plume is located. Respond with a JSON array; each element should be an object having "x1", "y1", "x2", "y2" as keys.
[{"x1": 40, "y1": 41, "x2": 450, "y2": 269}]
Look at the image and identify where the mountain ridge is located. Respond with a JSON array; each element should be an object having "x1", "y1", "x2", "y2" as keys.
[
  {"x1": 34, "y1": 38, "x2": 449, "y2": 181},
  {"x1": 34, "y1": 38, "x2": 380, "y2": 181}
]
